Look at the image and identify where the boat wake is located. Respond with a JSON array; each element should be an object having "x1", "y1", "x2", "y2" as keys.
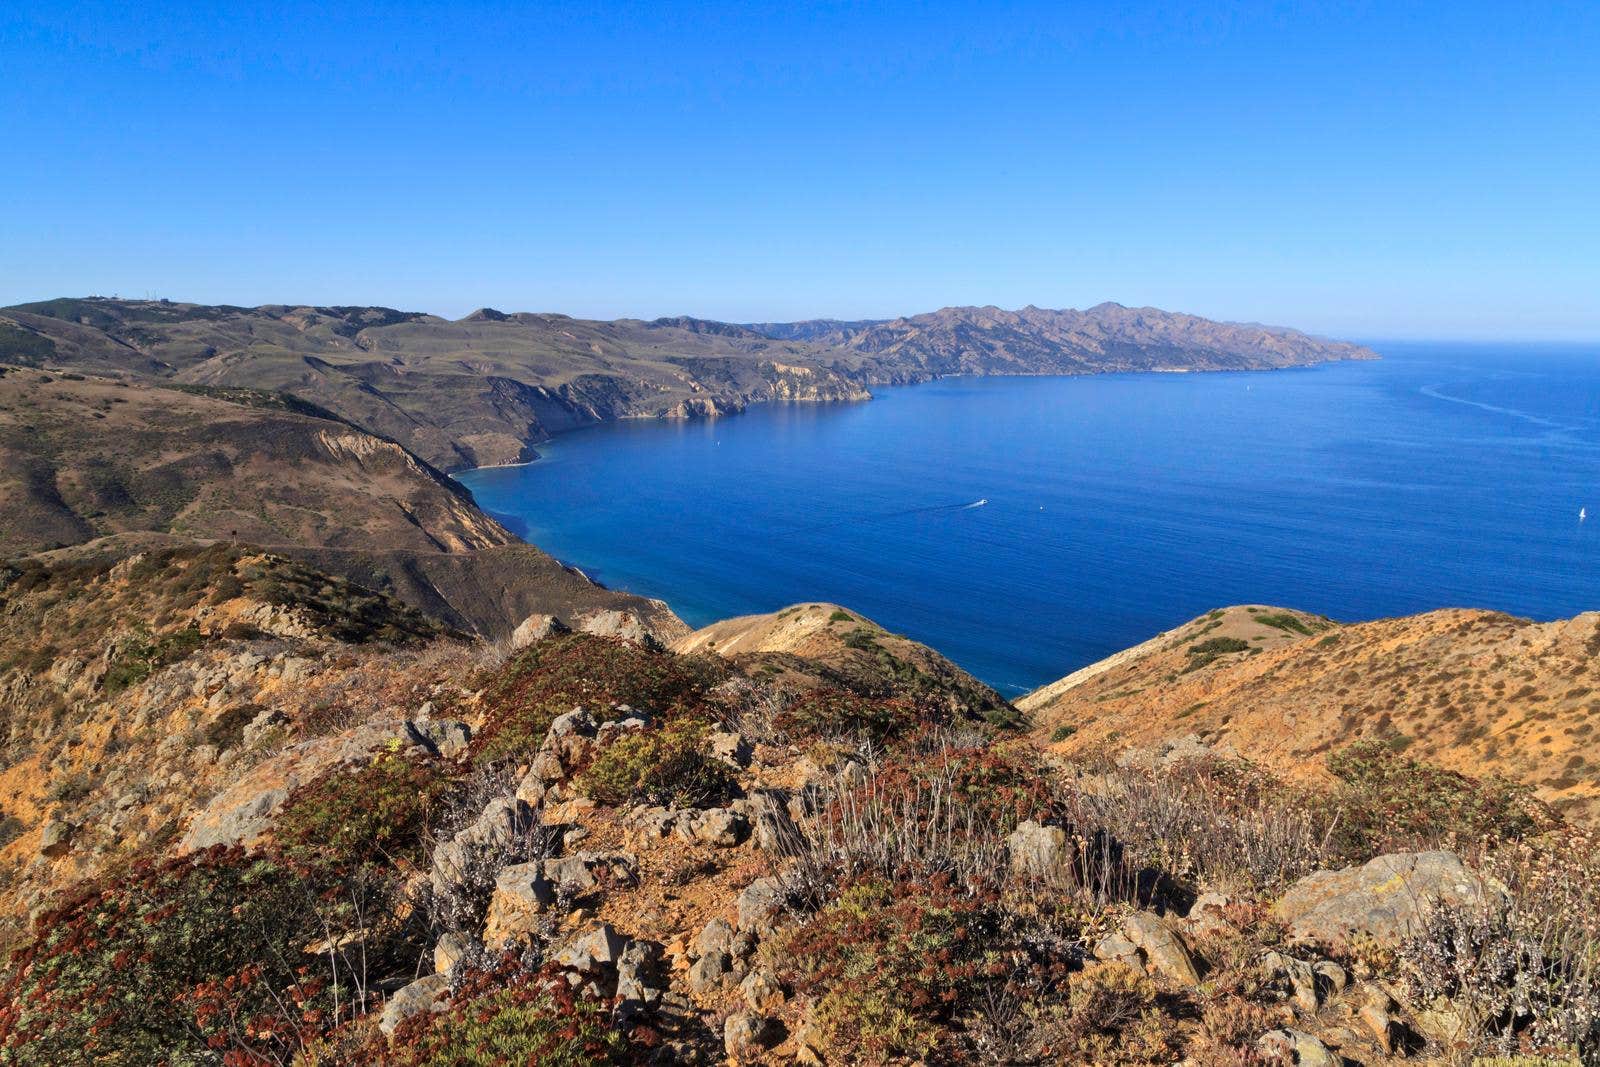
[{"x1": 790, "y1": 498, "x2": 990, "y2": 534}]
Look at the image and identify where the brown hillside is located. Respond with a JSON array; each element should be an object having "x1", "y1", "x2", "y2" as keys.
[
  {"x1": 2, "y1": 298, "x2": 1376, "y2": 472},
  {"x1": 674, "y1": 602, "x2": 1014, "y2": 724},
  {"x1": 1020, "y1": 604, "x2": 1600, "y2": 822}
]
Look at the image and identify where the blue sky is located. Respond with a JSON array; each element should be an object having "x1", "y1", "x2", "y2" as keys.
[{"x1": 2, "y1": 2, "x2": 1596, "y2": 338}]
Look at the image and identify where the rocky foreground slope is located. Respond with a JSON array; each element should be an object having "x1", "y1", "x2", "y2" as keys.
[
  {"x1": 0, "y1": 548, "x2": 1596, "y2": 1064},
  {"x1": 1, "y1": 298, "x2": 1377, "y2": 472},
  {"x1": 1021, "y1": 604, "x2": 1600, "y2": 825}
]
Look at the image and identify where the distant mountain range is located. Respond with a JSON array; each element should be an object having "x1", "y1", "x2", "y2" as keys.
[{"x1": 0, "y1": 298, "x2": 1376, "y2": 473}]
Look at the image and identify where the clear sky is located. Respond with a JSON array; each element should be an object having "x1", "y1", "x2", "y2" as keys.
[{"x1": 2, "y1": 2, "x2": 1596, "y2": 339}]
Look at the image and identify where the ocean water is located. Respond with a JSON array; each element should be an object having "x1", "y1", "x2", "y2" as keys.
[{"x1": 458, "y1": 343, "x2": 1600, "y2": 696}]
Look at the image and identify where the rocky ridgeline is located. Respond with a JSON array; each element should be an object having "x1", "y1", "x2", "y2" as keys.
[{"x1": 1, "y1": 590, "x2": 1595, "y2": 1064}]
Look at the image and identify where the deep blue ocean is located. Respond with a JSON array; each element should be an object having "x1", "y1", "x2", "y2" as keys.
[{"x1": 459, "y1": 343, "x2": 1600, "y2": 695}]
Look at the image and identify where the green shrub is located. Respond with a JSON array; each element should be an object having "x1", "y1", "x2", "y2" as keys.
[
  {"x1": 1252, "y1": 612, "x2": 1320, "y2": 636},
  {"x1": 473, "y1": 634, "x2": 727, "y2": 765},
  {"x1": 383, "y1": 962, "x2": 629, "y2": 1065},
  {"x1": 774, "y1": 689, "x2": 926, "y2": 746},
  {"x1": 577, "y1": 718, "x2": 735, "y2": 808},
  {"x1": 1182, "y1": 636, "x2": 1251, "y2": 673},
  {"x1": 274, "y1": 751, "x2": 450, "y2": 868},
  {"x1": 102, "y1": 624, "x2": 204, "y2": 694},
  {"x1": 1322, "y1": 739, "x2": 1539, "y2": 855},
  {"x1": 0, "y1": 847, "x2": 411, "y2": 1065},
  {"x1": 777, "y1": 876, "x2": 1016, "y2": 1065},
  {"x1": 828, "y1": 610, "x2": 855, "y2": 623},
  {"x1": 1050, "y1": 724, "x2": 1077, "y2": 743}
]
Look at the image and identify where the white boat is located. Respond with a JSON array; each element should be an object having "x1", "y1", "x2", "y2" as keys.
[{"x1": 1583, "y1": 507, "x2": 1589, "y2": 522}]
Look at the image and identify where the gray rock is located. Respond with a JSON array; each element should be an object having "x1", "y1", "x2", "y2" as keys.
[
  {"x1": 543, "y1": 850, "x2": 638, "y2": 893},
  {"x1": 1006, "y1": 820, "x2": 1067, "y2": 878},
  {"x1": 549, "y1": 707, "x2": 598, "y2": 739},
  {"x1": 406, "y1": 718, "x2": 471, "y2": 759},
  {"x1": 688, "y1": 949, "x2": 734, "y2": 994},
  {"x1": 1122, "y1": 912, "x2": 1201, "y2": 987},
  {"x1": 740, "y1": 967, "x2": 786, "y2": 1012},
  {"x1": 1263, "y1": 950, "x2": 1321, "y2": 1012},
  {"x1": 556, "y1": 922, "x2": 629, "y2": 970},
  {"x1": 724, "y1": 1011, "x2": 780, "y2": 1059},
  {"x1": 511, "y1": 613, "x2": 569, "y2": 650},
  {"x1": 679, "y1": 808, "x2": 749, "y2": 848},
  {"x1": 379, "y1": 973, "x2": 450, "y2": 1035},
  {"x1": 39, "y1": 820, "x2": 74, "y2": 857},
  {"x1": 1258, "y1": 1028, "x2": 1340, "y2": 1066},
  {"x1": 736, "y1": 876, "x2": 785, "y2": 935},
  {"x1": 617, "y1": 939, "x2": 666, "y2": 1006},
  {"x1": 483, "y1": 862, "x2": 558, "y2": 947},
  {"x1": 695, "y1": 917, "x2": 737, "y2": 958},
  {"x1": 1275, "y1": 851, "x2": 1498, "y2": 949}
]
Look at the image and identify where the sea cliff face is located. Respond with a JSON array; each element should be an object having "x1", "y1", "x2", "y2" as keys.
[{"x1": 0, "y1": 297, "x2": 1375, "y2": 472}]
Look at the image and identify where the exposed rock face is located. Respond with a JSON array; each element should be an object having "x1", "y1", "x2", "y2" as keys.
[{"x1": 1274, "y1": 851, "x2": 1497, "y2": 948}]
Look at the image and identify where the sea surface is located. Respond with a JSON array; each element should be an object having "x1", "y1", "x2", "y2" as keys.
[{"x1": 459, "y1": 343, "x2": 1600, "y2": 695}]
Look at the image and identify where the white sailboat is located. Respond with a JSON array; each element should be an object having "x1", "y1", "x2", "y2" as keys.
[{"x1": 1582, "y1": 507, "x2": 1588, "y2": 523}]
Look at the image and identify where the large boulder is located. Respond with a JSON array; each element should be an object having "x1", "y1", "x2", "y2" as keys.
[
  {"x1": 511, "y1": 613, "x2": 570, "y2": 650},
  {"x1": 1006, "y1": 820, "x2": 1067, "y2": 878},
  {"x1": 576, "y1": 609, "x2": 667, "y2": 649},
  {"x1": 1274, "y1": 851, "x2": 1497, "y2": 949}
]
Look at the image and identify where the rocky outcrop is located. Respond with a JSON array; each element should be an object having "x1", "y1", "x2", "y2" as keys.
[{"x1": 1274, "y1": 850, "x2": 1498, "y2": 948}]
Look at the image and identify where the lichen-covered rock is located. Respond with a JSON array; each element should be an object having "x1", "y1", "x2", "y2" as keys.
[
  {"x1": 724, "y1": 1011, "x2": 780, "y2": 1060},
  {"x1": 736, "y1": 875, "x2": 785, "y2": 935},
  {"x1": 1274, "y1": 851, "x2": 1497, "y2": 949},
  {"x1": 1122, "y1": 912, "x2": 1201, "y2": 987},
  {"x1": 1006, "y1": 819, "x2": 1067, "y2": 878},
  {"x1": 1258, "y1": 1028, "x2": 1339, "y2": 1066},
  {"x1": 379, "y1": 973, "x2": 450, "y2": 1035},
  {"x1": 483, "y1": 861, "x2": 558, "y2": 947},
  {"x1": 511, "y1": 613, "x2": 569, "y2": 650}
]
